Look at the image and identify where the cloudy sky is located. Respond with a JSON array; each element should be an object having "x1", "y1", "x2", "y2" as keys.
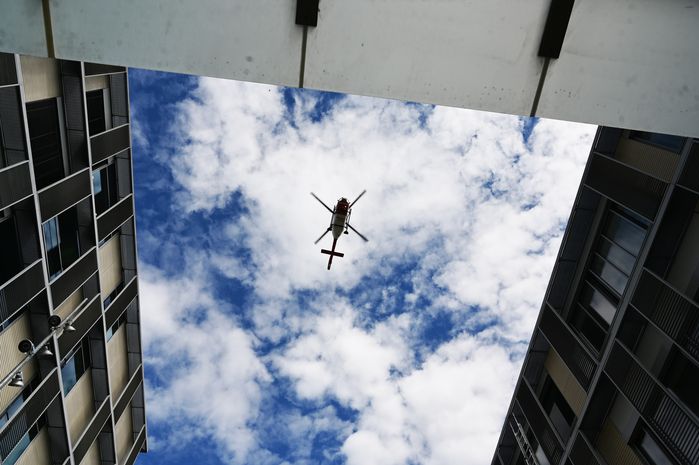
[{"x1": 128, "y1": 69, "x2": 596, "y2": 465}]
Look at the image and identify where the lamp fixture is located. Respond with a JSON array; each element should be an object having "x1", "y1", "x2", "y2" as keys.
[
  {"x1": 38, "y1": 344, "x2": 53, "y2": 358},
  {"x1": 8, "y1": 372, "x2": 24, "y2": 388}
]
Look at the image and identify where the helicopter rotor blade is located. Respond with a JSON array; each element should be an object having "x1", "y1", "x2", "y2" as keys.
[
  {"x1": 347, "y1": 223, "x2": 369, "y2": 242},
  {"x1": 314, "y1": 228, "x2": 332, "y2": 245},
  {"x1": 349, "y1": 190, "x2": 367, "y2": 208},
  {"x1": 311, "y1": 192, "x2": 334, "y2": 214}
]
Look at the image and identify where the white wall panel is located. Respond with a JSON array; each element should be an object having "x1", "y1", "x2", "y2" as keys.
[
  {"x1": 303, "y1": 0, "x2": 550, "y2": 116},
  {"x1": 0, "y1": 0, "x2": 47, "y2": 57},
  {"x1": 47, "y1": 0, "x2": 303, "y2": 86},
  {"x1": 537, "y1": 0, "x2": 699, "y2": 136}
]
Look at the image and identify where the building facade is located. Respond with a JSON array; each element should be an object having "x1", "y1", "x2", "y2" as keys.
[
  {"x1": 491, "y1": 128, "x2": 699, "y2": 465},
  {"x1": 0, "y1": 53, "x2": 146, "y2": 465}
]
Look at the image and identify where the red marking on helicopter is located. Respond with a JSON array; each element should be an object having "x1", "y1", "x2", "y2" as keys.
[{"x1": 311, "y1": 190, "x2": 369, "y2": 270}]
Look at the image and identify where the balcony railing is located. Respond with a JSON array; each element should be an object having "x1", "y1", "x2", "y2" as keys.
[
  {"x1": 540, "y1": 304, "x2": 596, "y2": 389},
  {"x1": 605, "y1": 342, "x2": 699, "y2": 465},
  {"x1": 516, "y1": 380, "x2": 563, "y2": 465},
  {"x1": 0, "y1": 369, "x2": 60, "y2": 458},
  {"x1": 632, "y1": 269, "x2": 699, "y2": 363}
]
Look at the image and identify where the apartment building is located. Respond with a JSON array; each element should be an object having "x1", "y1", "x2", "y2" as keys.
[
  {"x1": 491, "y1": 128, "x2": 699, "y2": 465},
  {"x1": 0, "y1": 53, "x2": 146, "y2": 465}
]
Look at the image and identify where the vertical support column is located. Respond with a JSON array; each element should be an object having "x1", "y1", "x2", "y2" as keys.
[
  {"x1": 79, "y1": 61, "x2": 121, "y2": 465},
  {"x1": 15, "y1": 53, "x2": 75, "y2": 465}
]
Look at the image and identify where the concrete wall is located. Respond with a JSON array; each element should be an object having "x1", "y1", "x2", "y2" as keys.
[
  {"x1": 84, "y1": 75, "x2": 109, "y2": 92},
  {"x1": 65, "y1": 368, "x2": 95, "y2": 444},
  {"x1": 79, "y1": 437, "x2": 102, "y2": 465},
  {"x1": 595, "y1": 417, "x2": 643, "y2": 465},
  {"x1": 107, "y1": 324, "x2": 129, "y2": 399},
  {"x1": 114, "y1": 400, "x2": 133, "y2": 464},
  {"x1": 0, "y1": 313, "x2": 37, "y2": 413},
  {"x1": 19, "y1": 56, "x2": 61, "y2": 102},
  {"x1": 2, "y1": 1, "x2": 699, "y2": 135},
  {"x1": 15, "y1": 426, "x2": 51, "y2": 465},
  {"x1": 99, "y1": 233, "x2": 122, "y2": 299},
  {"x1": 54, "y1": 286, "x2": 84, "y2": 321},
  {"x1": 544, "y1": 348, "x2": 586, "y2": 416}
]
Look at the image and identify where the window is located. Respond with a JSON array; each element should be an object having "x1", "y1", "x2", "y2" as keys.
[
  {"x1": 0, "y1": 415, "x2": 45, "y2": 465},
  {"x1": 570, "y1": 207, "x2": 648, "y2": 353},
  {"x1": 42, "y1": 206, "x2": 83, "y2": 280},
  {"x1": 580, "y1": 282, "x2": 616, "y2": 326},
  {"x1": 539, "y1": 376, "x2": 576, "y2": 442},
  {"x1": 61, "y1": 338, "x2": 90, "y2": 395},
  {"x1": 92, "y1": 163, "x2": 118, "y2": 215},
  {"x1": 0, "y1": 376, "x2": 41, "y2": 428},
  {"x1": 106, "y1": 312, "x2": 127, "y2": 341},
  {"x1": 630, "y1": 131, "x2": 685, "y2": 153},
  {"x1": 636, "y1": 428, "x2": 674, "y2": 465},
  {"x1": 86, "y1": 90, "x2": 106, "y2": 135},
  {"x1": 592, "y1": 208, "x2": 646, "y2": 296},
  {"x1": 27, "y1": 98, "x2": 64, "y2": 189}
]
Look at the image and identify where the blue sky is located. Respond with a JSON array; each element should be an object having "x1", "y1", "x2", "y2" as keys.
[{"x1": 128, "y1": 69, "x2": 596, "y2": 465}]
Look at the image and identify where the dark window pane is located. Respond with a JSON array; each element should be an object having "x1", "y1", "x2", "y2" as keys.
[
  {"x1": 598, "y1": 237, "x2": 635, "y2": 275},
  {"x1": 42, "y1": 217, "x2": 62, "y2": 279},
  {"x1": 591, "y1": 255, "x2": 628, "y2": 296},
  {"x1": 605, "y1": 211, "x2": 645, "y2": 256},
  {"x1": 540, "y1": 377, "x2": 576, "y2": 441},
  {"x1": 571, "y1": 304, "x2": 606, "y2": 352},
  {"x1": 61, "y1": 355, "x2": 78, "y2": 395},
  {"x1": 86, "y1": 90, "x2": 106, "y2": 135},
  {"x1": 57, "y1": 207, "x2": 80, "y2": 267},
  {"x1": 630, "y1": 131, "x2": 685, "y2": 153},
  {"x1": 581, "y1": 283, "x2": 616, "y2": 326},
  {"x1": 27, "y1": 99, "x2": 64, "y2": 189}
]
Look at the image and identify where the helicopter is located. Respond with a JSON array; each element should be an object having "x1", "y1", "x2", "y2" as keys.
[{"x1": 311, "y1": 190, "x2": 369, "y2": 270}]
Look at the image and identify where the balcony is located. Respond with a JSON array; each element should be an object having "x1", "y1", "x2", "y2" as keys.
[
  {"x1": 584, "y1": 153, "x2": 666, "y2": 222},
  {"x1": 631, "y1": 269, "x2": 699, "y2": 364},
  {"x1": 605, "y1": 342, "x2": 699, "y2": 465},
  {"x1": 0, "y1": 370, "x2": 70, "y2": 465}
]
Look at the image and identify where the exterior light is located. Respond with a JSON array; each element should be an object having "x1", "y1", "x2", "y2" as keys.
[
  {"x1": 17, "y1": 339, "x2": 35, "y2": 354},
  {"x1": 8, "y1": 372, "x2": 24, "y2": 388},
  {"x1": 63, "y1": 321, "x2": 77, "y2": 332},
  {"x1": 38, "y1": 344, "x2": 53, "y2": 358}
]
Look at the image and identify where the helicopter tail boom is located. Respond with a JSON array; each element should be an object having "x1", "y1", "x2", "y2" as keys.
[{"x1": 320, "y1": 238, "x2": 343, "y2": 270}]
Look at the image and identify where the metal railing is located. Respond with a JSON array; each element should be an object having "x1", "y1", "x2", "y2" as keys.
[{"x1": 509, "y1": 414, "x2": 540, "y2": 465}]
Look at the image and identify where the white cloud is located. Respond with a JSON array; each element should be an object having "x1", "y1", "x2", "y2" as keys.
[
  {"x1": 139, "y1": 265, "x2": 270, "y2": 463},
  {"x1": 135, "y1": 75, "x2": 596, "y2": 465}
]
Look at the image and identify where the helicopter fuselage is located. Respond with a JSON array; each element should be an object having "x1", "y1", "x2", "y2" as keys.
[{"x1": 331, "y1": 198, "x2": 350, "y2": 239}]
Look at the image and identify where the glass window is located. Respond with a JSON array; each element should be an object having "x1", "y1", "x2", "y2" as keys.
[
  {"x1": 42, "y1": 217, "x2": 62, "y2": 279},
  {"x1": 580, "y1": 283, "x2": 617, "y2": 326},
  {"x1": 0, "y1": 416, "x2": 44, "y2": 465},
  {"x1": 106, "y1": 312, "x2": 127, "y2": 341},
  {"x1": 61, "y1": 339, "x2": 90, "y2": 395},
  {"x1": 92, "y1": 169, "x2": 102, "y2": 195},
  {"x1": 540, "y1": 376, "x2": 576, "y2": 442},
  {"x1": 591, "y1": 255, "x2": 627, "y2": 296},
  {"x1": 605, "y1": 210, "x2": 645, "y2": 257}
]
